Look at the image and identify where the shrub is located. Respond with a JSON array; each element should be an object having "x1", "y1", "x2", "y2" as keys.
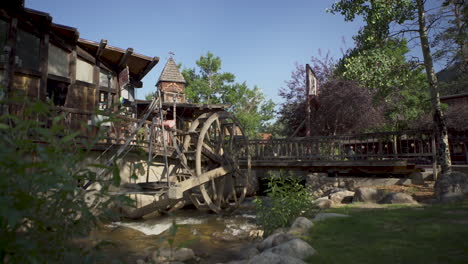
[
  {"x1": 254, "y1": 170, "x2": 314, "y2": 236},
  {"x1": 0, "y1": 98, "x2": 130, "y2": 263}
]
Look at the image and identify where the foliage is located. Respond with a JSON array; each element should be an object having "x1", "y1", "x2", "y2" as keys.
[
  {"x1": 182, "y1": 52, "x2": 235, "y2": 104},
  {"x1": 0, "y1": 97, "x2": 130, "y2": 263},
  {"x1": 182, "y1": 52, "x2": 275, "y2": 138},
  {"x1": 328, "y1": 0, "x2": 415, "y2": 49},
  {"x1": 339, "y1": 39, "x2": 430, "y2": 129},
  {"x1": 278, "y1": 54, "x2": 388, "y2": 136},
  {"x1": 145, "y1": 92, "x2": 155, "y2": 100},
  {"x1": 432, "y1": 0, "x2": 467, "y2": 69},
  {"x1": 254, "y1": 171, "x2": 314, "y2": 236}
]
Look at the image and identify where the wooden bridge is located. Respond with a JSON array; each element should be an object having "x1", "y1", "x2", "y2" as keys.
[{"x1": 238, "y1": 130, "x2": 439, "y2": 176}]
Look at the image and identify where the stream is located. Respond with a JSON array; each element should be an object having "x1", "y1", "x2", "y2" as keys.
[{"x1": 87, "y1": 198, "x2": 262, "y2": 263}]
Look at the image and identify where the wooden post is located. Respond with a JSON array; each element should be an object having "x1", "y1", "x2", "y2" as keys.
[
  {"x1": 5, "y1": 18, "x2": 18, "y2": 108},
  {"x1": 65, "y1": 48, "x2": 77, "y2": 107},
  {"x1": 432, "y1": 135, "x2": 438, "y2": 180},
  {"x1": 39, "y1": 31, "x2": 50, "y2": 101},
  {"x1": 463, "y1": 142, "x2": 468, "y2": 164}
]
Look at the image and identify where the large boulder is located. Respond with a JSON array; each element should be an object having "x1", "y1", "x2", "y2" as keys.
[
  {"x1": 290, "y1": 217, "x2": 314, "y2": 230},
  {"x1": 240, "y1": 246, "x2": 260, "y2": 260},
  {"x1": 288, "y1": 217, "x2": 314, "y2": 236},
  {"x1": 353, "y1": 187, "x2": 387, "y2": 203},
  {"x1": 379, "y1": 192, "x2": 418, "y2": 204},
  {"x1": 409, "y1": 172, "x2": 425, "y2": 185},
  {"x1": 247, "y1": 251, "x2": 306, "y2": 264},
  {"x1": 312, "y1": 198, "x2": 332, "y2": 209},
  {"x1": 152, "y1": 247, "x2": 195, "y2": 263},
  {"x1": 257, "y1": 232, "x2": 295, "y2": 252},
  {"x1": 264, "y1": 238, "x2": 316, "y2": 260},
  {"x1": 313, "y1": 213, "x2": 349, "y2": 222},
  {"x1": 435, "y1": 171, "x2": 468, "y2": 202},
  {"x1": 329, "y1": 190, "x2": 355, "y2": 204}
]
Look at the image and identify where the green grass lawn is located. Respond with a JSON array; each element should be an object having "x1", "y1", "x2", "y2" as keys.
[{"x1": 305, "y1": 200, "x2": 468, "y2": 264}]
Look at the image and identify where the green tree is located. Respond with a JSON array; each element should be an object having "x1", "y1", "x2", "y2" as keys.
[
  {"x1": 329, "y1": 0, "x2": 452, "y2": 174},
  {"x1": 183, "y1": 52, "x2": 275, "y2": 138},
  {"x1": 339, "y1": 39, "x2": 430, "y2": 130},
  {"x1": 145, "y1": 92, "x2": 155, "y2": 100},
  {"x1": 183, "y1": 52, "x2": 235, "y2": 104}
]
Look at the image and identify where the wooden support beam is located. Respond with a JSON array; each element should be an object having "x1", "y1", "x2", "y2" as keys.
[
  {"x1": 168, "y1": 166, "x2": 232, "y2": 199},
  {"x1": 38, "y1": 33, "x2": 49, "y2": 101},
  {"x1": 6, "y1": 18, "x2": 18, "y2": 98},
  {"x1": 96, "y1": 39, "x2": 107, "y2": 59},
  {"x1": 64, "y1": 48, "x2": 77, "y2": 107},
  {"x1": 118, "y1": 47, "x2": 133, "y2": 68},
  {"x1": 138, "y1": 56, "x2": 159, "y2": 80}
]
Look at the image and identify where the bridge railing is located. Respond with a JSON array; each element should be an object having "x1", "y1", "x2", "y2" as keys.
[{"x1": 239, "y1": 130, "x2": 436, "y2": 165}]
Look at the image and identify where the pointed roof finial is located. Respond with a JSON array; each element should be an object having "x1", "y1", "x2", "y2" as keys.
[
  {"x1": 168, "y1": 51, "x2": 175, "y2": 57},
  {"x1": 157, "y1": 57, "x2": 186, "y2": 85}
]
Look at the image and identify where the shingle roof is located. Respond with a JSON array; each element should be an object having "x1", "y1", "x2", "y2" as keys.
[{"x1": 157, "y1": 57, "x2": 186, "y2": 84}]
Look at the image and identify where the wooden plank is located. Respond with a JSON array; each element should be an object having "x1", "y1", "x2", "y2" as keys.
[
  {"x1": 168, "y1": 166, "x2": 232, "y2": 199},
  {"x1": 118, "y1": 47, "x2": 133, "y2": 68},
  {"x1": 96, "y1": 39, "x2": 107, "y2": 59},
  {"x1": 242, "y1": 160, "x2": 409, "y2": 168},
  {"x1": 138, "y1": 56, "x2": 159, "y2": 80}
]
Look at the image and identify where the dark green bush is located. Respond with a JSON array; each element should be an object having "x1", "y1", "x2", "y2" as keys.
[{"x1": 0, "y1": 98, "x2": 130, "y2": 263}]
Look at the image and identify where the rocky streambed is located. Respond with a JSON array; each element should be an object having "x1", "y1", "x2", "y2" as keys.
[{"x1": 85, "y1": 199, "x2": 264, "y2": 264}]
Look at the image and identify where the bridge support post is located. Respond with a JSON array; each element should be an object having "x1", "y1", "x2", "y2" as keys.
[{"x1": 432, "y1": 136, "x2": 438, "y2": 180}]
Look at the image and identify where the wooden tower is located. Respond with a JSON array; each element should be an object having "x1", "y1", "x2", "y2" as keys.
[{"x1": 156, "y1": 57, "x2": 186, "y2": 103}]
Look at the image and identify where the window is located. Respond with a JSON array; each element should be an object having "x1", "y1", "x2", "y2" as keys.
[
  {"x1": 46, "y1": 79, "x2": 68, "y2": 106},
  {"x1": 121, "y1": 85, "x2": 134, "y2": 102},
  {"x1": 99, "y1": 91, "x2": 108, "y2": 110},
  {"x1": 0, "y1": 19, "x2": 8, "y2": 63},
  {"x1": 76, "y1": 58, "x2": 94, "y2": 83},
  {"x1": 48, "y1": 44, "x2": 69, "y2": 77},
  {"x1": 99, "y1": 70, "x2": 115, "y2": 88},
  {"x1": 16, "y1": 29, "x2": 40, "y2": 70}
]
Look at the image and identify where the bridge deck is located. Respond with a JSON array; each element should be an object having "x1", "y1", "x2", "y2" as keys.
[{"x1": 240, "y1": 159, "x2": 420, "y2": 175}]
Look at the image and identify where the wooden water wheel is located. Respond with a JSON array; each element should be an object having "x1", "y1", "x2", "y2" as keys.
[
  {"x1": 178, "y1": 111, "x2": 249, "y2": 213},
  {"x1": 120, "y1": 108, "x2": 250, "y2": 218}
]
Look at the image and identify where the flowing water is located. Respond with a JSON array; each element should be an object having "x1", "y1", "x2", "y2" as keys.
[{"x1": 87, "y1": 200, "x2": 261, "y2": 263}]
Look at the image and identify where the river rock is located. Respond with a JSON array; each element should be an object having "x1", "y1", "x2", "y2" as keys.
[
  {"x1": 313, "y1": 213, "x2": 349, "y2": 222},
  {"x1": 379, "y1": 192, "x2": 418, "y2": 204},
  {"x1": 435, "y1": 171, "x2": 468, "y2": 202},
  {"x1": 247, "y1": 251, "x2": 306, "y2": 264},
  {"x1": 353, "y1": 187, "x2": 386, "y2": 203},
  {"x1": 152, "y1": 247, "x2": 195, "y2": 263},
  {"x1": 225, "y1": 260, "x2": 247, "y2": 264},
  {"x1": 410, "y1": 172, "x2": 425, "y2": 185},
  {"x1": 264, "y1": 238, "x2": 316, "y2": 260},
  {"x1": 290, "y1": 217, "x2": 314, "y2": 230},
  {"x1": 329, "y1": 190, "x2": 355, "y2": 204},
  {"x1": 313, "y1": 197, "x2": 332, "y2": 209},
  {"x1": 240, "y1": 246, "x2": 260, "y2": 260},
  {"x1": 257, "y1": 232, "x2": 295, "y2": 251}
]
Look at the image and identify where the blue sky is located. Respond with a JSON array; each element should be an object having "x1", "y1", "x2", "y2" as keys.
[{"x1": 26, "y1": 0, "x2": 366, "y2": 104}]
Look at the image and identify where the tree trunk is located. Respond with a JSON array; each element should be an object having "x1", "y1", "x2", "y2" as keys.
[{"x1": 416, "y1": 0, "x2": 452, "y2": 175}]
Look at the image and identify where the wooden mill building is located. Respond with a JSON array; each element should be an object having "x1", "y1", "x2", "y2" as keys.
[{"x1": 0, "y1": 2, "x2": 159, "y2": 128}]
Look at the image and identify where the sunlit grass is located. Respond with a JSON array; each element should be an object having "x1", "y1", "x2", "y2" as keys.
[{"x1": 305, "y1": 200, "x2": 468, "y2": 264}]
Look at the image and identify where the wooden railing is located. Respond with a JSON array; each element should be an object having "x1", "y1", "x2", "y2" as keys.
[{"x1": 239, "y1": 130, "x2": 437, "y2": 165}]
